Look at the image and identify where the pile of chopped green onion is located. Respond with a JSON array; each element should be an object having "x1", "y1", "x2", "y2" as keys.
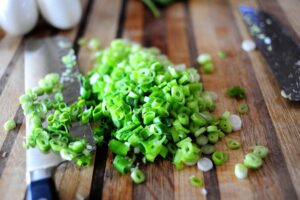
[
  {"x1": 18, "y1": 39, "x2": 268, "y2": 184},
  {"x1": 20, "y1": 72, "x2": 94, "y2": 166},
  {"x1": 80, "y1": 39, "x2": 238, "y2": 173}
]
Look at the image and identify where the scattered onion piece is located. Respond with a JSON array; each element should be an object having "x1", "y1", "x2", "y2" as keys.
[
  {"x1": 228, "y1": 114, "x2": 242, "y2": 131},
  {"x1": 241, "y1": 40, "x2": 256, "y2": 52},
  {"x1": 201, "y1": 188, "x2": 208, "y2": 196},
  {"x1": 207, "y1": 91, "x2": 218, "y2": 101},
  {"x1": 197, "y1": 157, "x2": 213, "y2": 172},
  {"x1": 235, "y1": 163, "x2": 248, "y2": 179}
]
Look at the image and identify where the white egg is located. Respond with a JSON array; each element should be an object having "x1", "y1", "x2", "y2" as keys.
[
  {"x1": 0, "y1": 0, "x2": 38, "y2": 35},
  {"x1": 37, "y1": 0, "x2": 82, "y2": 30}
]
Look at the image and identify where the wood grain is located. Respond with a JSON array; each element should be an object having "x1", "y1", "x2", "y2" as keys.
[
  {"x1": 190, "y1": 0, "x2": 297, "y2": 199},
  {"x1": 84, "y1": 0, "x2": 125, "y2": 199},
  {"x1": 229, "y1": 0, "x2": 300, "y2": 197},
  {"x1": 0, "y1": 36, "x2": 22, "y2": 79},
  {"x1": 0, "y1": 0, "x2": 299, "y2": 199},
  {"x1": 166, "y1": 3, "x2": 206, "y2": 200}
]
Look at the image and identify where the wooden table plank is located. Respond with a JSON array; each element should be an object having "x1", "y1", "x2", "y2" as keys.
[
  {"x1": 230, "y1": 0, "x2": 300, "y2": 197},
  {"x1": 77, "y1": 0, "x2": 125, "y2": 199},
  {"x1": 53, "y1": 0, "x2": 123, "y2": 199},
  {"x1": 0, "y1": 36, "x2": 22, "y2": 79},
  {"x1": 277, "y1": 0, "x2": 300, "y2": 37},
  {"x1": 190, "y1": 0, "x2": 297, "y2": 199},
  {"x1": 0, "y1": 55, "x2": 26, "y2": 200},
  {"x1": 0, "y1": 52, "x2": 25, "y2": 156},
  {"x1": 165, "y1": 2, "x2": 205, "y2": 200}
]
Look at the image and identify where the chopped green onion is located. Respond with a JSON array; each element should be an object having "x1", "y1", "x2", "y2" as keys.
[
  {"x1": 197, "y1": 54, "x2": 214, "y2": 74},
  {"x1": 226, "y1": 139, "x2": 241, "y2": 150},
  {"x1": 194, "y1": 127, "x2": 206, "y2": 137},
  {"x1": 197, "y1": 54, "x2": 212, "y2": 64},
  {"x1": 243, "y1": 153, "x2": 263, "y2": 169},
  {"x1": 202, "y1": 62, "x2": 214, "y2": 74},
  {"x1": 237, "y1": 103, "x2": 249, "y2": 114},
  {"x1": 219, "y1": 119, "x2": 233, "y2": 133},
  {"x1": 60, "y1": 148, "x2": 78, "y2": 161},
  {"x1": 108, "y1": 139, "x2": 130, "y2": 156},
  {"x1": 212, "y1": 151, "x2": 228, "y2": 165},
  {"x1": 207, "y1": 125, "x2": 218, "y2": 132},
  {"x1": 222, "y1": 111, "x2": 231, "y2": 119},
  {"x1": 250, "y1": 145, "x2": 269, "y2": 159},
  {"x1": 68, "y1": 140, "x2": 87, "y2": 153},
  {"x1": 131, "y1": 168, "x2": 146, "y2": 184},
  {"x1": 50, "y1": 138, "x2": 67, "y2": 152},
  {"x1": 76, "y1": 155, "x2": 92, "y2": 167},
  {"x1": 226, "y1": 86, "x2": 246, "y2": 99},
  {"x1": 36, "y1": 135, "x2": 50, "y2": 152},
  {"x1": 78, "y1": 38, "x2": 88, "y2": 46},
  {"x1": 196, "y1": 135, "x2": 208, "y2": 146},
  {"x1": 207, "y1": 132, "x2": 219, "y2": 144},
  {"x1": 62, "y1": 50, "x2": 76, "y2": 69},
  {"x1": 201, "y1": 144, "x2": 215, "y2": 155},
  {"x1": 4, "y1": 119, "x2": 16, "y2": 132},
  {"x1": 191, "y1": 113, "x2": 207, "y2": 126},
  {"x1": 178, "y1": 113, "x2": 189, "y2": 125},
  {"x1": 217, "y1": 50, "x2": 227, "y2": 58},
  {"x1": 189, "y1": 175, "x2": 203, "y2": 187},
  {"x1": 113, "y1": 155, "x2": 133, "y2": 174},
  {"x1": 17, "y1": 38, "x2": 257, "y2": 183},
  {"x1": 87, "y1": 38, "x2": 101, "y2": 51}
]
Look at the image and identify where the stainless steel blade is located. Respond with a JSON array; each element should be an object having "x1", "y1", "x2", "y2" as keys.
[
  {"x1": 50, "y1": 36, "x2": 95, "y2": 146},
  {"x1": 25, "y1": 39, "x2": 63, "y2": 177},
  {"x1": 239, "y1": 5, "x2": 300, "y2": 101},
  {"x1": 25, "y1": 36, "x2": 95, "y2": 182}
]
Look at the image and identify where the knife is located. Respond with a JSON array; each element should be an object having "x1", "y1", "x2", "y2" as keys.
[
  {"x1": 239, "y1": 5, "x2": 300, "y2": 101},
  {"x1": 25, "y1": 36, "x2": 94, "y2": 200}
]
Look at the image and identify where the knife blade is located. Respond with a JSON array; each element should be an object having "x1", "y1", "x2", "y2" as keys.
[
  {"x1": 25, "y1": 36, "x2": 94, "y2": 200},
  {"x1": 239, "y1": 5, "x2": 300, "y2": 101},
  {"x1": 52, "y1": 36, "x2": 94, "y2": 144}
]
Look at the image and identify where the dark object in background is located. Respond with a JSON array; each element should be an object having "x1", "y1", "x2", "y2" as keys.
[
  {"x1": 142, "y1": 0, "x2": 176, "y2": 17},
  {"x1": 240, "y1": 5, "x2": 300, "y2": 101}
]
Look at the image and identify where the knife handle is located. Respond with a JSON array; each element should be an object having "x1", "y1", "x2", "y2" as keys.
[{"x1": 27, "y1": 177, "x2": 59, "y2": 200}]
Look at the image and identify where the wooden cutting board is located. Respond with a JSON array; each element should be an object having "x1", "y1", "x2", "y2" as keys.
[{"x1": 0, "y1": 0, "x2": 299, "y2": 199}]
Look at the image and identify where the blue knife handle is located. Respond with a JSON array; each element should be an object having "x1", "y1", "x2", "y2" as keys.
[{"x1": 27, "y1": 177, "x2": 58, "y2": 200}]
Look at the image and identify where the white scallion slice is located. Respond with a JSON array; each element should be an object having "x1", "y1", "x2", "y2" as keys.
[
  {"x1": 197, "y1": 157, "x2": 213, "y2": 172},
  {"x1": 201, "y1": 188, "x2": 208, "y2": 196},
  {"x1": 235, "y1": 163, "x2": 248, "y2": 179},
  {"x1": 228, "y1": 114, "x2": 242, "y2": 131},
  {"x1": 197, "y1": 54, "x2": 212, "y2": 64},
  {"x1": 241, "y1": 40, "x2": 256, "y2": 52}
]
